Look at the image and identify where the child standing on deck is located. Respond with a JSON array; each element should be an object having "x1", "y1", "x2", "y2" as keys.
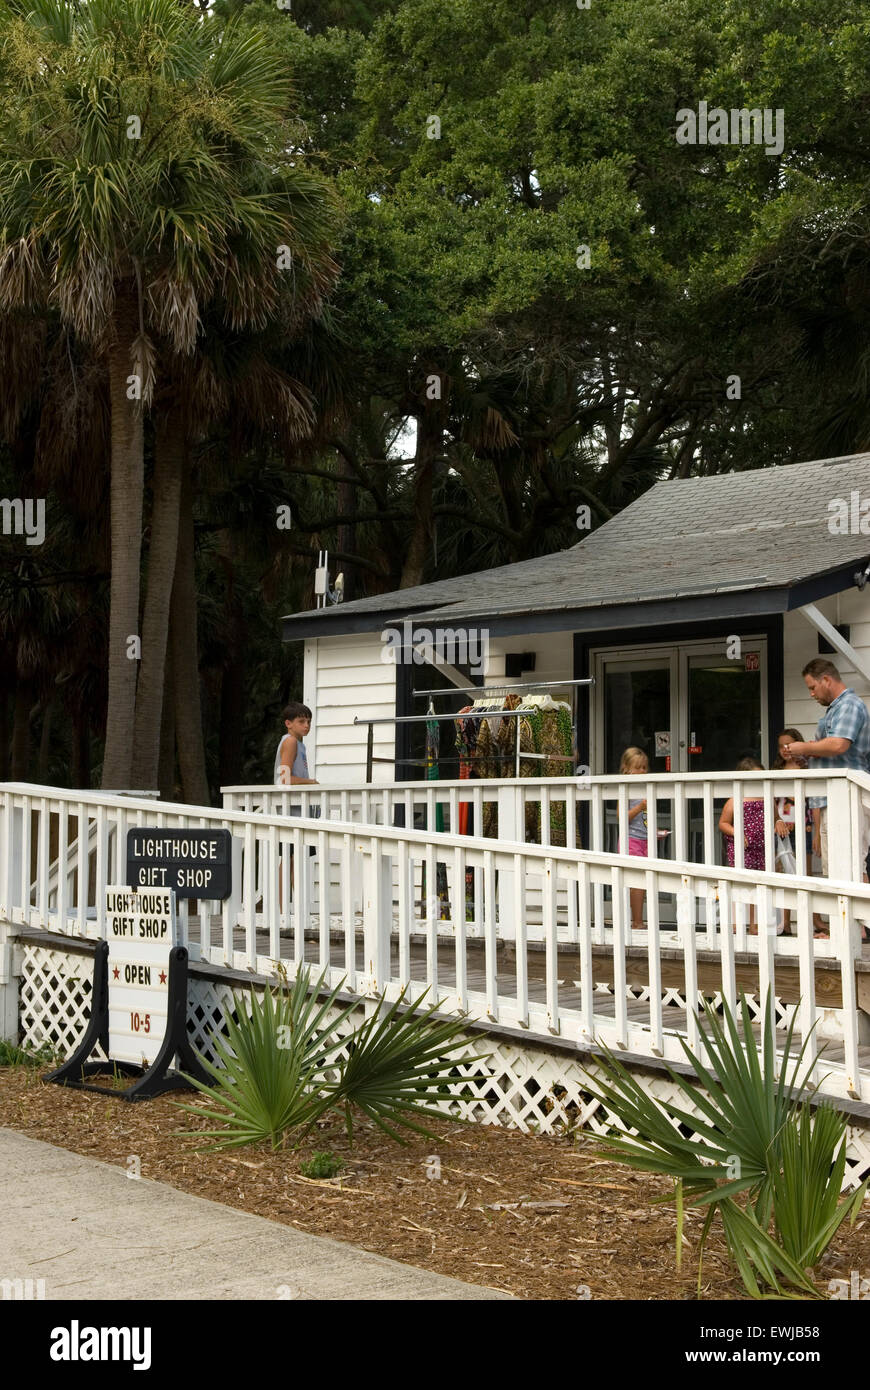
[
  {"x1": 274, "y1": 701, "x2": 318, "y2": 913},
  {"x1": 620, "y1": 746, "x2": 651, "y2": 930},
  {"x1": 275, "y1": 702, "x2": 318, "y2": 787}
]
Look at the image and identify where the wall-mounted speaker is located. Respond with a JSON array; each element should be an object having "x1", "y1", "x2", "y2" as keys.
[{"x1": 818, "y1": 624, "x2": 850, "y2": 655}]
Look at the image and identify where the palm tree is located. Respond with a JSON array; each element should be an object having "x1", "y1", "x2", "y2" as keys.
[
  {"x1": 0, "y1": 0, "x2": 339, "y2": 792},
  {"x1": 130, "y1": 309, "x2": 322, "y2": 796}
]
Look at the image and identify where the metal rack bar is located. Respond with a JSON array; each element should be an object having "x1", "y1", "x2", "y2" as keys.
[
  {"x1": 411, "y1": 677, "x2": 594, "y2": 698},
  {"x1": 354, "y1": 711, "x2": 533, "y2": 726}
]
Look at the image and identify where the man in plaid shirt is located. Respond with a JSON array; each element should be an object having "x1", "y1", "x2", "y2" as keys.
[{"x1": 782, "y1": 659, "x2": 870, "y2": 921}]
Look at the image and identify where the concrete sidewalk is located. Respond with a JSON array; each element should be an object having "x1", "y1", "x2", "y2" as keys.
[{"x1": 0, "y1": 1128, "x2": 512, "y2": 1300}]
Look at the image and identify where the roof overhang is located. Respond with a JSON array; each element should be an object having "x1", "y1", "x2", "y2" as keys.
[{"x1": 282, "y1": 561, "x2": 867, "y2": 643}]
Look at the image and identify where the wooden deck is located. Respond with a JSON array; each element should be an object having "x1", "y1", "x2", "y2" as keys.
[{"x1": 181, "y1": 915, "x2": 870, "y2": 1077}]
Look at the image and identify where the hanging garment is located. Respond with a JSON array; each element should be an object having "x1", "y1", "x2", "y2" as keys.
[
  {"x1": 516, "y1": 710, "x2": 541, "y2": 840},
  {"x1": 455, "y1": 706, "x2": 480, "y2": 770},
  {"x1": 455, "y1": 705, "x2": 474, "y2": 835},
  {"x1": 540, "y1": 705, "x2": 573, "y2": 845},
  {"x1": 495, "y1": 694, "x2": 521, "y2": 775},
  {"x1": 476, "y1": 721, "x2": 498, "y2": 835},
  {"x1": 425, "y1": 699, "x2": 440, "y2": 779},
  {"x1": 423, "y1": 701, "x2": 449, "y2": 910},
  {"x1": 450, "y1": 691, "x2": 575, "y2": 841}
]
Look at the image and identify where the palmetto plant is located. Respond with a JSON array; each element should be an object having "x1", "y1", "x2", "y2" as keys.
[
  {"x1": 582, "y1": 993, "x2": 867, "y2": 1299},
  {"x1": 177, "y1": 967, "x2": 477, "y2": 1152},
  {"x1": 0, "y1": 0, "x2": 339, "y2": 789},
  {"x1": 771, "y1": 1102, "x2": 860, "y2": 1269}
]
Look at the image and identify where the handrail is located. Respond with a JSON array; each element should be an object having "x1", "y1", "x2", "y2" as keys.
[
  {"x1": 3, "y1": 781, "x2": 870, "y2": 1107},
  {"x1": 222, "y1": 768, "x2": 870, "y2": 791},
  {"x1": 6, "y1": 777, "x2": 870, "y2": 900}
]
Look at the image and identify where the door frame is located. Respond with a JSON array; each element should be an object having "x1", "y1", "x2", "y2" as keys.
[
  {"x1": 679, "y1": 639, "x2": 769, "y2": 773},
  {"x1": 592, "y1": 648, "x2": 679, "y2": 773},
  {"x1": 591, "y1": 633, "x2": 771, "y2": 775}
]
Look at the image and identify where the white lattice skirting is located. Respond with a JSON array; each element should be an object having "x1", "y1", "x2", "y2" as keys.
[{"x1": 11, "y1": 939, "x2": 870, "y2": 1192}]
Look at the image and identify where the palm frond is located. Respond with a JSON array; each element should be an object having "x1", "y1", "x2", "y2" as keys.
[
  {"x1": 175, "y1": 970, "x2": 477, "y2": 1152},
  {"x1": 581, "y1": 991, "x2": 864, "y2": 1298},
  {"x1": 325, "y1": 986, "x2": 480, "y2": 1144}
]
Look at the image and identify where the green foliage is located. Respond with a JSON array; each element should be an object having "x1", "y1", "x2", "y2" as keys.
[
  {"x1": 176, "y1": 967, "x2": 476, "y2": 1151},
  {"x1": 583, "y1": 993, "x2": 867, "y2": 1298},
  {"x1": 771, "y1": 1103, "x2": 863, "y2": 1269},
  {"x1": 0, "y1": 0, "x2": 340, "y2": 352},
  {"x1": 9, "y1": 0, "x2": 870, "y2": 787},
  {"x1": 177, "y1": 969, "x2": 354, "y2": 1150},
  {"x1": 715, "y1": 1197, "x2": 819, "y2": 1300},
  {"x1": 300, "y1": 1150, "x2": 344, "y2": 1179},
  {"x1": 325, "y1": 988, "x2": 479, "y2": 1143},
  {"x1": 0, "y1": 1039, "x2": 53, "y2": 1067}
]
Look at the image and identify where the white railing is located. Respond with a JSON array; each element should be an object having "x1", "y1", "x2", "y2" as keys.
[
  {"x1": 1, "y1": 781, "x2": 869, "y2": 1104},
  {"x1": 223, "y1": 769, "x2": 870, "y2": 885}
]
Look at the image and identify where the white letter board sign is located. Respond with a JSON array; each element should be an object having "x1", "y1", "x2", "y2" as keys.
[{"x1": 107, "y1": 886, "x2": 177, "y2": 1066}]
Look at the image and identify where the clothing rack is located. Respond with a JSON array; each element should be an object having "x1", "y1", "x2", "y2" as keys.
[
  {"x1": 411, "y1": 675, "x2": 590, "y2": 783},
  {"x1": 353, "y1": 707, "x2": 576, "y2": 781},
  {"x1": 412, "y1": 676, "x2": 590, "y2": 746}
]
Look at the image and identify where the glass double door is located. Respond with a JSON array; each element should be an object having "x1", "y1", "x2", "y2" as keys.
[{"x1": 595, "y1": 638, "x2": 768, "y2": 776}]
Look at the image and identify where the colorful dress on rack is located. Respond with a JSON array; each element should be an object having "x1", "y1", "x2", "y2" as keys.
[
  {"x1": 455, "y1": 706, "x2": 475, "y2": 835},
  {"x1": 424, "y1": 703, "x2": 449, "y2": 911}
]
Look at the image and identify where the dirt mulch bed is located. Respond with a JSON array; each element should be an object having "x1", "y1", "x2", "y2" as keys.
[{"x1": 1, "y1": 1064, "x2": 867, "y2": 1301}]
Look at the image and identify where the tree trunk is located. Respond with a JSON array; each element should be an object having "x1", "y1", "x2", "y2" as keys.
[
  {"x1": 336, "y1": 450, "x2": 357, "y2": 602},
  {"x1": 101, "y1": 291, "x2": 145, "y2": 789},
  {"x1": 158, "y1": 644, "x2": 177, "y2": 801},
  {"x1": 0, "y1": 687, "x2": 9, "y2": 780},
  {"x1": 218, "y1": 608, "x2": 246, "y2": 787},
  {"x1": 170, "y1": 462, "x2": 210, "y2": 806},
  {"x1": 37, "y1": 699, "x2": 54, "y2": 783},
  {"x1": 71, "y1": 701, "x2": 91, "y2": 789},
  {"x1": 130, "y1": 406, "x2": 184, "y2": 790},
  {"x1": 10, "y1": 680, "x2": 33, "y2": 780},
  {"x1": 400, "y1": 403, "x2": 442, "y2": 589}
]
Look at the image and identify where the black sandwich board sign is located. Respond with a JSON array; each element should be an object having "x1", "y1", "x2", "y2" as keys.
[
  {"x1": 126, "y1": 827, "x2": 233, "y2": 899},
  {"x1": 107, "y1": 886, "x2": 176, "y2": 1068},
  {"x1": 45, "y1": 886, "x2": 210, "y2": 1100}
]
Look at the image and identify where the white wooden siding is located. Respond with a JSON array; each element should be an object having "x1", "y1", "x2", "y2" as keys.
[
  {"x1": 308, "y1": 634, "x2": 397, "y2": 784},
  {"x1": 303, "y1": 598, "x2": 870, "y2": 787},
  {"x1": 483, "y1": 631, "x2": 574, "y2": 686},
  {"x1": 302, "y1": 640, "x2": 318, "y2": 776},
  {"x1": 783, "y1": 592, "x2": 870, "y2": 738}
]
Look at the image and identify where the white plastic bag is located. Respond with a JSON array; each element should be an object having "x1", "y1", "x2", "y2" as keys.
[{"x1": 775, "y1": 834, "x2": 797, "y2": 875}]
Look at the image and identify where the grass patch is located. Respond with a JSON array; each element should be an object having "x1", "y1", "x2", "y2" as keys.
[
  {"x1": 0, "y1": 1040, "x2": 55, "y2": 1068},
  {"x1": 300, "y1": 1150, "x2": 344, "y2": 1179}
]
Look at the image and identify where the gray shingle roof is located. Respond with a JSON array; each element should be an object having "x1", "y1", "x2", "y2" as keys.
[{"x1": 283, "y1": 454, "x2": 870, "y2": 634}]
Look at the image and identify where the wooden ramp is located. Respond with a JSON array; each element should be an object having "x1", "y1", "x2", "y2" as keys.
[{"x1": 179, "y1": 915, "x2": 870, "y2": 1083}]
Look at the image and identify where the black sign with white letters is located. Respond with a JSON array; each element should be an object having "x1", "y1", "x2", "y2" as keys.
[{"x1": 126, "y1": 828, "x2": 232, "y2": 899}]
